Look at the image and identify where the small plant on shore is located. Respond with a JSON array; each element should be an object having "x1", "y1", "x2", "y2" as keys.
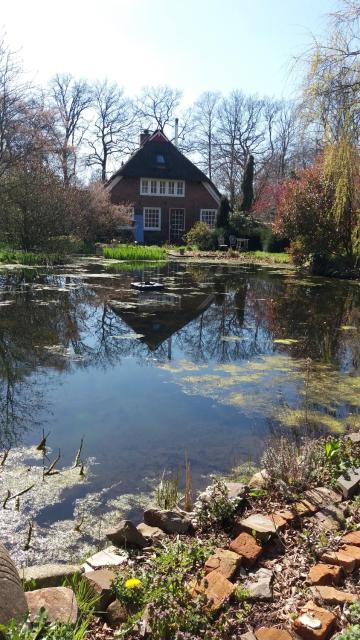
[
  {"x1": 337, "y1": 625, "x2": 360, "y2": 640},
  {"x1": 112, "y1": 575, "x2": 147, "y2": 608},
  {"x1": 193, "y1": 477, "x2": 241, "y2": 529},
  {"x1": 155, "y1": 470, "x2": 179, "y2": 509},
  {"x1": 0, "y1": 610, "x2": 90, "y2": 640},
  {"x1": 261, "y1": 436, "x2": 319, "y2": 496},
  {"x1": 347, "y1": 602, "x2": 360, "y2": 624},
  {"x1": 319, "y1": 436, "x2": 360, "y2": 485}
]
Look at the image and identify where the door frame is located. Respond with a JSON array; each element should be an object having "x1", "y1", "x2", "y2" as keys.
[{"x1": 168, "y1": 208, "x2": 186, "y2": 243}]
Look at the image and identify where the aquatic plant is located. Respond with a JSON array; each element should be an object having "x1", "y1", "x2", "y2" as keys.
[
  {"x1": 155, "y1": 470, "x2": 179, "y2": 509},
  {"x1": 0, "y1": 250, "x2": 66, "y2": 266},
  {"x1": 103, "y1": 244, "x2": 167, "y2": 261}
]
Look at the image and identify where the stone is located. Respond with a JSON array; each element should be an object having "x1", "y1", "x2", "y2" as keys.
[
  {"x1": 248, "y1": 470, "x2": 269, "y2": 489},
  {"x1": 308, "y1": 564, "x2": 343, "y2": 586},
  {"x1": 336, "y1": 468, "x2": 360, "y2": 498},
  {"x1": 225, "y1": 482, "x2": 246, "y2": 499},
  {"x1": 20, "y1": 563, "x2": 82, "y2": 589},
  {"x1": 342, "y1": 530, "x2": 360, "y2": 546},
  {"x1": 274, "y1": 509, "x2": 297, "y2": 523},
  {"x1": 229, "y1": 532, "x2": 262, "y2": 567},
  {"x1": 105, "y1": 599, "x2": 129, "y2": 627},
  {"x1": 244, "y1": 568, "x2": 273, "y2": 600},
  {"x1": 304, "y1": 487, "x2": 343, "y2": 508},
  {"x1": 83, "y1": 569, "x2": 116, "y2": 610},
  {"x1": 144, "y1": 508, "x2": 191, "y2": 534},
  {"x1": 340, "y1": 544, "x2": 360, "y2": 567},
  {"x1": 293, "y1": 600, "x2": 337, "y2": 639},
  {"x1": 82, "y1": 547, "x2": 127, "y2": 571},
  {"x1": 105, "y1": 520, "x2": 147, "y2": 548},
  {"x1": 321, "y1": 550, "x2": 356, "y2": 573},
  {"x1": 25, "y1": 587, "x2": 78, "y2": 624},
  {"x1": 294, "y1": 499, "x2": 318, "y2": 516},
  {"x1": 311, "y1": 585, "x2": 357, "y2": 604},
  {"x1": 204, "y1": 548, "x2": 242, "y2": 580},
  {"x1": 241, "y1": 633, "x2": 257, "y2": 640},
  {"x1": 314, "y1": 510, "x2": 342, "y2": 532},
  {"x1": 255, "y1": 628, "x2": 292, "y2": 639},
  {"x1": 192, "y1": 569, "x2": 234, "y2": 611},
  {"x1": 238, "y1": 513, "x2": 278, "y2": 537},
  {"x1": 346, "y1": 432, "x2": 360, "y2": 443},
  {"x1": 137, "y1": 522, "x2": 166, "y2": 544},
  {"x1": 0, "y1": 542, "x2": 27, "y2": 625}
]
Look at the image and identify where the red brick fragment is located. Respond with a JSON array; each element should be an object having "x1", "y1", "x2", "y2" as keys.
[
  {"x1": 229, "y1": 532, "x2": 262, "y2": 567},
  {"x1": 308, "y1": 564, "x2": 343, "y2": 586}
]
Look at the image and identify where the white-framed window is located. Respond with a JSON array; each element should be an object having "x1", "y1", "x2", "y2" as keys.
[
  {"x1": 141, "y1": 179, "x2": 148, "y2": 194},
  {"x1": 140, "y1": 178, "x2": 184, "y2": 197},
  {"x1": 177, "y1": 181, "x2": 184, "y2": 196},
  {"x1": 144, "y1": 207, "x2": 161, "y2": 230},
  {"x1": 200, "y1": 209, "x2": 217, "y2": 229}
]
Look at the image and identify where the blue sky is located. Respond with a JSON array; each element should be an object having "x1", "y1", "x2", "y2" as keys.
[{"x1": 2, "y1": 0, "x2": 337, "y2": 102}]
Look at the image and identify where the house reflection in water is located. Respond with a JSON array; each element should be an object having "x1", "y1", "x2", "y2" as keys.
[{"x1": 110, "y1": 288, "x2": 215, "y2": 356}]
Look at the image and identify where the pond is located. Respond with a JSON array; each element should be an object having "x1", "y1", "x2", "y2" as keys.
[{"x1": 0, "y1": 259, "x2": 360, "y2": 564}]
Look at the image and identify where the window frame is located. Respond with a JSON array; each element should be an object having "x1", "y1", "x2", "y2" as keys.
[
  {"x1": 200, "y1": 209, "x2": 217, "y2": 229},
  {"x1": 143, "y1": 207, "x2": 161, "y2": 231},
  {"x1": 140, "y1": 178, "x2": 185, "y2": 197}
]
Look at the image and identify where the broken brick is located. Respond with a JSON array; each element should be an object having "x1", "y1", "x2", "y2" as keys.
[
  {"x1": 308, "y1": 564, "x2": 343, "y2": 586},
  {"x1": 321, "y1": 550, "x2": 356, "y2": 573},
  {"x1": 293, "y1": 600, "x2": 336, "y2": 639},
  {"x1": 311, "y1": 585, "x2": 357, "y2": 605},
  {"x1": 229, "y1": 532, "x2": 262, "y2": 567}
]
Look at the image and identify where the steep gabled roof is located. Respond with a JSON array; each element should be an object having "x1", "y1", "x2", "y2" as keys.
[{"x1": 107, "y1": 130, "x2": 220, "y2": 197}]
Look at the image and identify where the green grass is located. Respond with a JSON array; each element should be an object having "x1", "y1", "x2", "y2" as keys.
[
  {"x1": 245, "y1": 251, "x2": 290, "y2": 264},
  {"x1": 103, "y1": 244, "x2": 167, "y2": 261},
  {"x1": 0, "y1": 249, "x2": 66, "y2": 266}
]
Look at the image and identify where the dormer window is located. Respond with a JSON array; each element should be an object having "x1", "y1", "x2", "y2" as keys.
[
  {"x1": 140, "y1": 178, "x2": 185, "y2": 197},
  {"x1": 156, "y1": 153, "x2": 165, "y2": 165}
]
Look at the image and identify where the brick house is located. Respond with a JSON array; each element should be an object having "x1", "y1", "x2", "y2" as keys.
[{"x1": 106, "y1": 129, "x2": 221, "y2": 244}]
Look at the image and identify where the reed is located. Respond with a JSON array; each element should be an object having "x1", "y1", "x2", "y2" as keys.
[{"x1": 103, "y1": 244, "x2": 167, "y2": 261}]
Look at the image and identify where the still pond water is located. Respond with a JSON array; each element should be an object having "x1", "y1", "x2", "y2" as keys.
[{"x1": 1, "y1": 259, "x2": 360, "y2": 563}]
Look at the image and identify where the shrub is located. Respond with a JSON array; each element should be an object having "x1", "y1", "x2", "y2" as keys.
[
  {"x1": 184, "y1": 222, "x2": 215, "y2": 250},
  {"x1": 261, "y1": 436, "x2": 319, "y2": 495},
  {"x1": 193, "y1": 477, "x2": 241, "y2": 529},
  {"x1": 336, "y1": 625, "x2": 360, "y2": 640}
]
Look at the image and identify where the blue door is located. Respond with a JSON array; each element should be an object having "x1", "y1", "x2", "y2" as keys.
[{"x1": 134, "y1": 213, "x2": 144, "y2": 244}]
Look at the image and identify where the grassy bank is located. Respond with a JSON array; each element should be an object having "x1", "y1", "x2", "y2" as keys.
[
  {"x1": 0, "y1": 249, "x2": 66, "y2": 266},
  {"x1": 103, "y1": 245, "x2": 167, "y2": 261}
]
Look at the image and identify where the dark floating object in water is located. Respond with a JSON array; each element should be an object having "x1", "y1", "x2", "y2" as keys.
[{"x1": 131, "y1": 281, "x2": 164, "y2": 291}]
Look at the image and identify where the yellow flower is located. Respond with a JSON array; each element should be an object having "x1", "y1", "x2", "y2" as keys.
[{"x1": 125, "y1": 578, "x2": 141, "y2": 590}]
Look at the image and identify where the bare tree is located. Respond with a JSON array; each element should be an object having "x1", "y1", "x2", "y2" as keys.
[
  {"x1": 135, "y1": 85, "x2": 182, "y2": 133},
  {"x1": 86, "y1": 80, "x2": 135, "y2": 181},
  {"x1": 48, "y1": 74, "x2": 92, "y2": 186},
  {"x1": 191, "y1": 91, "x2": 221, "y2": 180}
]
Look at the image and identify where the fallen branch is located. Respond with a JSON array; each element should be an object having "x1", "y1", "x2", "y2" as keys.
[{"x1": 44, "y1": 449, "x2": 61, "y2": 476}]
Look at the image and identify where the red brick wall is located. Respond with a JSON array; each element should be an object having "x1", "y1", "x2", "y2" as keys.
[{"x1": 110, "y1": 177, "x2": 219, "y2": 242}]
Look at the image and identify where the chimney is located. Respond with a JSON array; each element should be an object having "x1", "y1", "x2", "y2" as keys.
[
  {"x1": 140, "y1": 129, "x2": 151, "y2": 146},
  {"x1": 174, "y1": 118, "x2": 179, "y2": 147}
]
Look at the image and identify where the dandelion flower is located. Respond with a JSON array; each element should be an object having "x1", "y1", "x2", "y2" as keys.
[{"x1": 125, "y1": 578, "x2": 141, "y2": 589}]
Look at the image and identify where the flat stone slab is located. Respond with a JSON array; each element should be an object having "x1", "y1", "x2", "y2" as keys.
[
  {"x1": 308, "y1": 564, "x2": 343, "y2": 586},
  {"x1": 229, "y1": 532, "x2": 262, "y2": 567},
  {"x1": 342, "y1": 530, "x2": 360, "y2": 546},
  {"x1": 205, "y1": 548, "x2": 241, "y2": 580},
  {"x1": 321, "y1": 550, "x2": 356, "y2": 573},
  {"x1": 82, "y1": 547, "x2": 128, "y2": 571},
  {"x1": 241, "y1": 633, "x2": 257, "y2": 640},
  {"x1": 20, "y1": 563, "x2": 81, "y2": 589},
  {"x1": 255, "y1": 628, "x2": 292, "y2": 639},
  {"x1": 0, "y1": 542, "x2": 27, "y2": 625},
  {"x1": 83, "y1": 569, "x2": 116, "y2": 610},
  {"x1": 25, "y1": 587, "x2": 78, "y2": 624},
  {"x1": 293, "y1": 600, "x2": 337, "y2": 639},
  {"x1": 304, "y1": 487, "x2": 342, "y2": 508},
  {"x1": 244, "y1": 568, "x2": 273, "y2": 600},
  {"x1": 336, "y1": 468, "x2": 360, "y2": 498},
  {"x1": 192, "y1": 569, "x2": 234, "y2": 611},
  {"x1": 340, "y1": 544, "x2": 360, "y2": 568},
  {"x1": 238, "y1": 513, "x2": 279, "y2": 536},
  {"x1": 346, "y1": 432, "x2": 360, "y2": 443},
  {"x1": 311, "y1": 585, "x2": 357, "y2": 604}
]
